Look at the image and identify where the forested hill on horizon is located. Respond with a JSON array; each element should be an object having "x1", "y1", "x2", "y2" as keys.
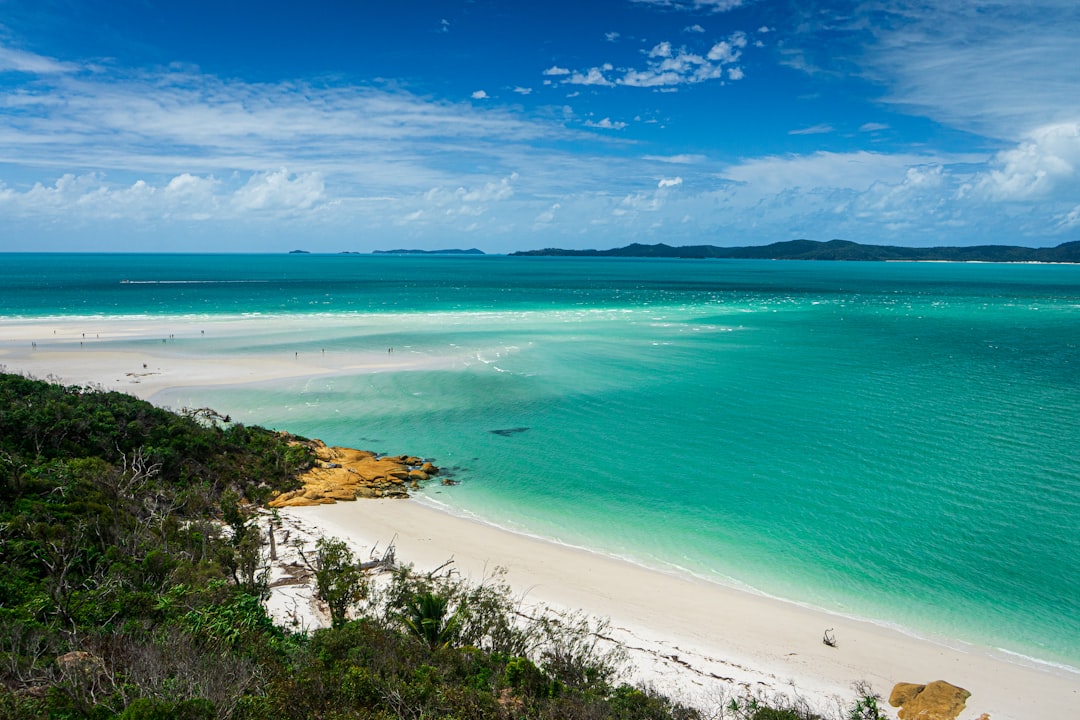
[{"x1": 510, "y1": 239, "x2": 1080, "y2": 263}]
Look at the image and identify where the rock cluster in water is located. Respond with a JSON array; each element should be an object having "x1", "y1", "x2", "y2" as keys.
[
  {"x1": 889, "y1": 680, "x2": 971, "y2": 720},
  {"x1": 268, "y1": 440, "x2": 442, "y2": 507}
]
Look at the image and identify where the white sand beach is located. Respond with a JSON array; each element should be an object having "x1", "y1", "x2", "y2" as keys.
[
  {"x1": 2, "y1": 316, "x2": 1077, "y2": 719},
  {"x1": 290, "y1": 500, "x2": 1078, "y2": 720}
]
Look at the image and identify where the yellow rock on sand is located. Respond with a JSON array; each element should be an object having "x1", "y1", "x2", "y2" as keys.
[
  {"x1": 889, "y1": 680, "x2": 971, "y2": 720},
  {"x1": 267, "y1": 439, "x2": 440, "y2": 507}
]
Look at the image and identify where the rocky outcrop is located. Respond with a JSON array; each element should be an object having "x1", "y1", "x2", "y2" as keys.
[
  {"x1": 268, "y1": 440, "x2": 441, "y2": 507},
  {"x1": 889, "y1": 680, "x2": 971, "y2": 720}
]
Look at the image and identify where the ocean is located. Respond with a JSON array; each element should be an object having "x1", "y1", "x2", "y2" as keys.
[{"x1": 3, "y1": 252, "x2": 1079, "y2": 671}]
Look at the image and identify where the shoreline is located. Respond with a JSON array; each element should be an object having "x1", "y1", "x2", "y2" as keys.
[
  {"x1": 291, "y1": 498, "x2": 1078, "y2": 719},
  {"x1": 417, "y1": 495, "x2": 1080, "y2": 680},
  {"x1": 2, "y1": 316, "x2": 1078, "y2": 717}
]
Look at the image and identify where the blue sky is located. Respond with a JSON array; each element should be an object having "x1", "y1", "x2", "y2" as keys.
[{"x1": 1, "y1": 0, "x2": 1079, "y2": 253}]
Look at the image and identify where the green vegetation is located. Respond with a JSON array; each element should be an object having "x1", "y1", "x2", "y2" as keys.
[{"x1": 0, "y1": 372, "x2": 876, "y2": 719}]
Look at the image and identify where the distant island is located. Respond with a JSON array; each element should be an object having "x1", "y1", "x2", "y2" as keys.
[
  {"x1": 511, "y1": 239, "x2": 1080, "y2": 263},
  {"x1": 372, "y1": 248, "x2": 485, "y2": 255}
]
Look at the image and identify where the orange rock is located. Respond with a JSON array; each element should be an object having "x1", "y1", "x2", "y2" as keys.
[
  {"x1": 889, "y1": 681, "x2": 970, "y2": 720},
  {"x1": 273, "y1": 440, "x2": 444, "y2": 505}
]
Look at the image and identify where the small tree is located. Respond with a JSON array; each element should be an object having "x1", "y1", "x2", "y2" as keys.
[{"x1": 311, "y1": 537, "x2": 366, "y2": 629}]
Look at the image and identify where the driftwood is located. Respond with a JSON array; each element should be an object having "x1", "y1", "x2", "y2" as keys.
[
  {"x1": 822, "y1": 628, "x2": 837, "y2": 647},
  {"x1": 360, "y1": 536, "x2": 398, "y2": 571}
]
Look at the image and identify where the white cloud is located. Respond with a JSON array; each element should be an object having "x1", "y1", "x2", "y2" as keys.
[
  {"x1": 1058, "y1": 204, "x2": 1080, "y2": 230},
  {"x1": 568, "y1": 67, "x2": 615, "y2": 87},
  {"x1": 789, "y1": 124, "x2": 834, "y2": 136},
  {"x1": 513, "y1": 86, "x2": 532, "y2": 95},
  {"x1": 644, "y1": 154, "x2": 706, "y2": 164},
  {"x1": 631, "y1": 0, "x2": 745, "y2": 12},
  {"x1": 471, "y1": 90, "x2": 489, "y2": 99},
  {"x1": 649, "y1": 42, "x2": 673, "y2": 59},
  {"x1": 975, "y1": 122, "x2": 1080, "y2": 200},
  {"x1": 542, "y1": 66, "x2": 571, "y2": 76},
  {"x1": 859, "y1": 122, "x2": 890, "y2": 132},
  {"x1": 232, "y1": 169, "x2": 324, "y2": 211},
  {"x1": 706, "y1": 33, "x2": 745, "y2": 62},
  {"x1": 658, "y1": 176, "x2": 683, "y2": 188},
  {"x1": 721, "y1": 151, "x2": 944, "y2": 195},
  {"x1": 605, "y1": 32, "x2": 621, "y2": 42},
  {"x1": 0, "y1": 45, "x2": 76, "y2": 74},
  {"x1": 534, "y1": 202, "x2": 561, "y2": 225},
  {"x1": 553, "y1": 31, "x2": 750, "y2": 90},
  {"x1": 791, "y1": 1, "x2": 1080, "y2": 141},
  {"x1": 685, "y1": 24, "x2": 705, "y2": 33},
  {"x1": 0, "y1": 169, "x2": 326, "y2": 222},
  {"x1": 585, "y1": 118, "x2": 628, "y2": 130}
]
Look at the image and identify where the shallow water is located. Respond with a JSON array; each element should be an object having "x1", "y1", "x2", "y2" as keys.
[{"x1": 4, "y1": 253, "x2": 1079, "y2": 669}]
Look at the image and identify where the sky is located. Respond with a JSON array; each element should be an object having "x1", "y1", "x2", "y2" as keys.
[{"x1": 1, "y1": 0, "x2": 1079, "y2": 253}]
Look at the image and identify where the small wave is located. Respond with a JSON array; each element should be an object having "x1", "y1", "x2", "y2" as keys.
[
  {"x1": 994, "y1": 647, "x2": 1080, "y2": 676},
  {"x1": 119, "y1": 280, "x2": 270, "y2": 285}
]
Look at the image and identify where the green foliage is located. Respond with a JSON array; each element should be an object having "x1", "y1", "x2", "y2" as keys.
[
  {"x1": 310, "y1": 537, "x2": 366, "y2": 629},
  {"x1": 847, "y1": 682, "x2": 887, "y2": 720},
  {"x1": 118, "y1": 697, "x2": 215, "y2": 720},
  {"x1": 752, "y1": 708, "x2": 804, "y2": 720},
  {"x1": 402, "y1": 591, "x2": 462, "y2": 649}
]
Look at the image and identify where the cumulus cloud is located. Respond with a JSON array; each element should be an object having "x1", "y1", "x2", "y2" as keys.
[
  {"x1": 975, "y1": 122, "x2": 1080, "y2": 200},
  {"x1": 568, "y1": 66, "x2": 616, "y2": 87},
  {"x1": 543, "y1": 66, "x2": 571, "y2": 76},
  {"x1": 471, "y1": 90, "x2": 489, "y2": 99},
  {"x1": 658, "y1": 176, "x2": 683, "y2": 188},
  {"x1": 422, "y1": 174, "x2": 517, "y2": 213},
  {"x1": 232, "y1": 169, "x2": 325, "y2": 212},
  {"x1": 0, "y1": 169, "x2": 326, "y2": 222},
  {"x1": 585, "y1": 118, "x2": 628, "y2": 130},
  {"x1": 552, "y1": 30, "x2": 750, "y2": 89}
]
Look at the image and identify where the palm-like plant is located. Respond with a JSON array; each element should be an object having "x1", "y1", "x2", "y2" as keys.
[{"x1": 403, "y1": 591, "x2": 462, "y2": 649}]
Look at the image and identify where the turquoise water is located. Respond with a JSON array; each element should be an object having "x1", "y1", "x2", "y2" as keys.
[{"x1": 3, "y1": 253, "x2": 1079, "y2": 669}]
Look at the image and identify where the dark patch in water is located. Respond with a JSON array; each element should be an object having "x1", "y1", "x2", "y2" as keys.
[{"x1": 490, "y1": 427, "x2": 529, "y2": 437}]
